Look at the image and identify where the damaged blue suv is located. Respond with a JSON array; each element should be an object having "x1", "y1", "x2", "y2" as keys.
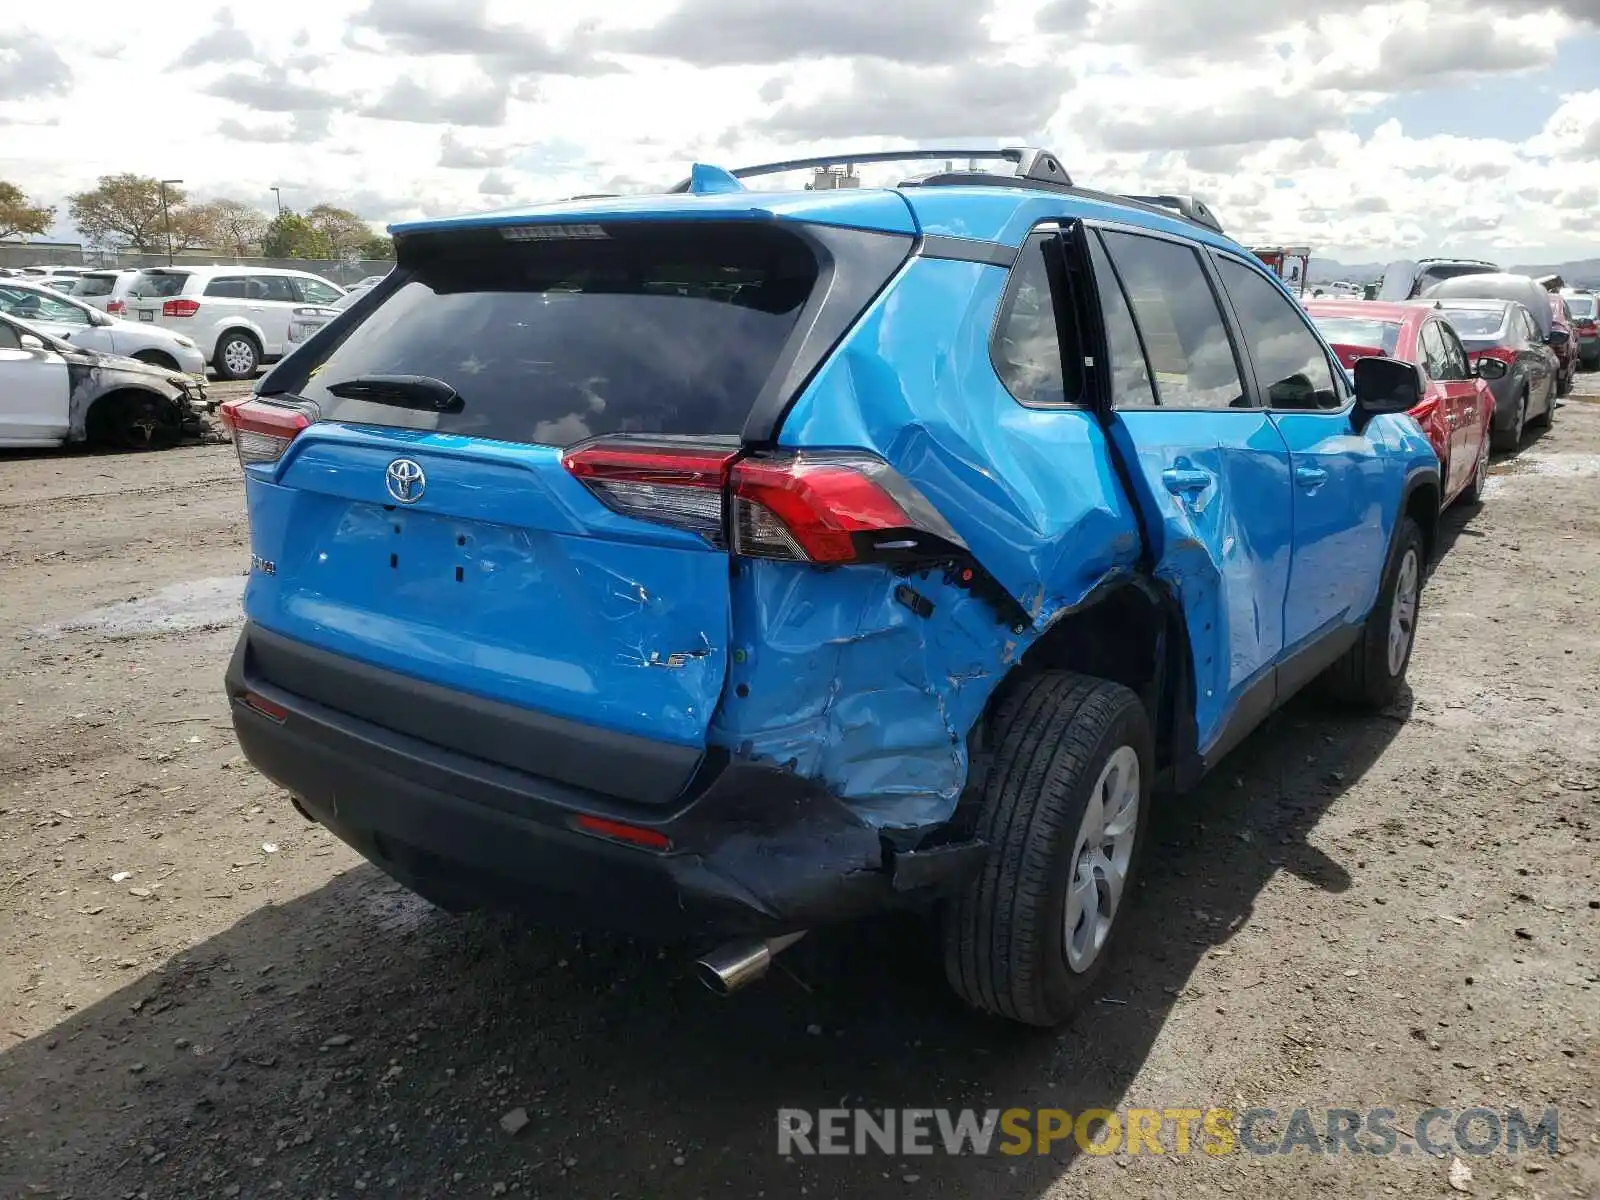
[{"x1": 222, "y1": 147, "x2": 1440, "y2": 1026}]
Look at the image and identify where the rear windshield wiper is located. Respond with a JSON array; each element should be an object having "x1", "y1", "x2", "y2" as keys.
[{"x1": 323, "y1": 374, "x2": 464, "y2": 413}]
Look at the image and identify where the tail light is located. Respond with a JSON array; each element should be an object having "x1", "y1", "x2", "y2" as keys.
[
  {"x1": 561, "y1": 440, "x2": 966, "y2": 565},
  {"x1": 218, "y1": 396, "x2": 312, "y2": 468},
  {"x1": 1472, "y1": 346, "x2": 1518, "y2": 367},
  {"x1": 106, "y1": 299, "x2": 125, "y2": 315},
  {"x1": 161, "y1": 298, "x2": 199, "y2": 317},
  {"x1": 1577, "y1": 318, "x2": 1596, "y2": 332}
]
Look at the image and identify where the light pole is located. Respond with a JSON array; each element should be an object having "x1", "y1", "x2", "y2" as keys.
[
  {"x1": 270, "y1": 186, "x2": 282, "y2": 214},
  {"x1": 160, "y1": 178, "x2": 183, "y2": 266}
]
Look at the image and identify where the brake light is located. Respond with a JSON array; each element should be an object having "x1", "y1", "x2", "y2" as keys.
[
  {"x1": 1578, "y1": 318, "x2": 1596, "y2": 332},
  {"x1": 218, "y1": 397, "x2": 312, "y2": 468},
  {"x1": 162, "y1": 298, "x2": 199, "y2": 317},
  {"x1": 106, "y1": 299, "x2": 124, "y2": 315},
  {"x1": 1472, "y1": 346, "x2": 1517, "y2": 367},
  {"x1": 561, "y1": 440, "x2": 967, "y2": 565}
]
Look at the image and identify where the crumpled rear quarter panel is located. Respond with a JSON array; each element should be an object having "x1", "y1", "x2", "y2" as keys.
[{"x1": 710, "y1": 256, "x2": 1144, "y2": 831}]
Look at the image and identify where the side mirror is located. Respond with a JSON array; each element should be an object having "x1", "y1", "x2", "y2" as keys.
[
  {"x1": 18, "y1": 333, "x2": 46, "y2": 351},
  {"x1": 1546, "y1": 329, "x2": 1570, "y2": 347},
  {"x1": 1474, "y1": 356, "x2": 1509, "y2": 381},
  {"x1": 1352, "y1": 355, "x2": 1423, "y2": 428}
]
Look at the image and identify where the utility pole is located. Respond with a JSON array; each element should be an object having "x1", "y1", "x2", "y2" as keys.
[
  {"x1": 271, "y1": 186, "x2": 282, "y2": 214},
  {"x1": 160, "y1": 178, "x2": 183, "y2": 266}
]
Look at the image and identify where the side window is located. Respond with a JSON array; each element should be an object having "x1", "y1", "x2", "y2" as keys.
[
  {"x1": 1099, "y1": 230, "x2": 1245, "y2": 409},
  {"x1": 991, "y1": 232, "x2": 1080, "y2": 407},
  {"x1": 0, "y1": 321, "x2": 21, "y2": 350},
  {"x1": 1436, "y1": 323, "x2": 1471, "y2": 380},
  {"x1": 1086, "y1": 232, "x2": 1156, "y2": 407},
  {"x1": 1215, "y1": 256, "x2": 1340, "y2": 410},
  {"x1": 296, "y1": 277, "x2": 342, "y2": 304},
  {"x1": 204, "y1": 277, "x2": 248, "y2": 298},
  {"x1": 1418, "y1": 321, "x2": 1448, "y2": 379},
  {"x1": 252, "y1": 275, "x2": 299, "y2": 302}
]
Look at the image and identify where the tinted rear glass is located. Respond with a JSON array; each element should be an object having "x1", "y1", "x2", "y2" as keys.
[
  {"x1": 1309, "y1": 316, "x2": 1402, "y2": 354},
  {"x1": 73, "y1": 274, "x2": 119, "y2": 297},
  {"x1": 1566, "y1": 294, "x2": 1595, "y2": 318},
  {"x1": 1439, "y1": 308, "x2": 1507, "y2": 338},
  {"x1": 299, "y1": 221, "x2": 819, "y2": 445},
  {"x1": 131, "y1": 271, "x2": 190, "y2": 298},
  {"x1": 206, "y1": 277, "x2": 248, "y2": 298},
  {"x1": 1419, "y1": 264, "x2": 1495, "y2": 291}
]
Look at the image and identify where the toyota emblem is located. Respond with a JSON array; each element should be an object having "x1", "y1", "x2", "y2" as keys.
[{"x1": 385, "y1": 458, "x2": 426, "y2": 504}]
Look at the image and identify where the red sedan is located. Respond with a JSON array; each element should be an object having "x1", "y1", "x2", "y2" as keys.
[{"x1": 1305, "y1": 300, "x2": 1497, "y2": 509}]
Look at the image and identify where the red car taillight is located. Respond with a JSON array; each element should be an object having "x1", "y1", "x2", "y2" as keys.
[
  {"x1": 218, "y1": 397, "x2": 312, "y2": 469},
  {"x1": 1472, "y1": 346, "x2": 1518, "y2": 367},
  {"x1": 560, "y1": 439, "x2": 967, "y2": 566},
  {"x1": 1577, "y1": 318, "x2": 1597, "y2": 332},
  {"x1": 162, "y1": 298, "x2": 199, "y2": 317},
  {"x1": 106, "y1": 299, "x2": 125, "y2": 315}
]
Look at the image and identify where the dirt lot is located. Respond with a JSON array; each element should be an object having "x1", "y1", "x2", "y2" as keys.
[{"x1": 1, "y1": 378, "x2": 1596, "y2": 1199}]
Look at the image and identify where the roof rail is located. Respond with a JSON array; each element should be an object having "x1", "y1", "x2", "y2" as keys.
[
  {"x1": 1121, "y1": 194, "x2": 1224, "y2": 236},
  {"x1": 666, "y1": 147, "x2": 1072, "y2": 194}
]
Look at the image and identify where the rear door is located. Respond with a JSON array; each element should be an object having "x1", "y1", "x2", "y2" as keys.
[
  {"x1": 249, "y1": 275, "x2": 300, "y2": 356},
  {"x1": 0, "y1": 318, "x2": 71, "y2": 443},
  {"x1": 242, "y1": 219, "x2": 824, "y2": 770},
  {"x1": 1087, "y1": 224, "x2": 1295, "y2": 760},
  {"x1": 1427, "y1": 319, "x2": 1483, "y2": 499},
  {"x1": 1211, "y1": 251, "x2": 1389, "y2": 653}
]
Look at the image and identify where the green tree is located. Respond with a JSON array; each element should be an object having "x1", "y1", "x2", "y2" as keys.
[
  {"x1": 260, "y1": 210, "x2": 330, "y2": 259},
  {"x1": 0, "y1": 181, "x2": 55, "y2": 241},
  {"x1": 68, "y1": 174, "x2": 187, "y2": 251},
  {"x1": 192, "y1": 198, "x2": 270, "y2": 257},
  {"x1": 307, "y1": 203, "x2": 376, "y2": 256},
  {"x1": 359, "y1": 234, "x2": 395, "y2": 260}
]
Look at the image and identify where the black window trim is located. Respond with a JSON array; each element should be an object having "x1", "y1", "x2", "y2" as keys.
[
  {"x1": 1080, "y1": 219, "x2": 1261, "y2": 413},
  {"x1": 1208, "y1": 247, "x2": 1354, "y2": 417},
  {"x1": 986, "y1": 222, "x2": 1092, "y2": 412}
]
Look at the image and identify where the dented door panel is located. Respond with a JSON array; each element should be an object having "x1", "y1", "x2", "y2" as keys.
[{"x1": 723, "y1": 256, "x2": 1143, "y2": 828}]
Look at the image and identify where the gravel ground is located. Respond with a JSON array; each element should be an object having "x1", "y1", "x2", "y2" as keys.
[{"x1": 1, "y1": 375, "x2": 1596, "y2": 1199}]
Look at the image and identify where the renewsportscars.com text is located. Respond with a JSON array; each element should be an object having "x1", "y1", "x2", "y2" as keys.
[{"x1": 776, "y1": 1106, "x2": 1560, "y2": 1158}]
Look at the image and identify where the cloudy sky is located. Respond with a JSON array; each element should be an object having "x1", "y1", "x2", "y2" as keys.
[{"x1": 3, "y1": 0, "x2": 1598, "y2": 263}]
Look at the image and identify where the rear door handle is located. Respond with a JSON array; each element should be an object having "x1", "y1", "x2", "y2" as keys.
[
  {"x1": 1294, "y1": 466, "x2": 1328, "y2": 489},
  {"x1": 1161, "y1": 467, "x2": 1213, "y2": 495}
]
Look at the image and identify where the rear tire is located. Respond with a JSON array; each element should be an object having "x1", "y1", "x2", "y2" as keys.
[
  {"x1": 1491, "y1": 389, "x2": 1527, "y2": 452},
  {"x1": 1325, "y1": 516, "x2": 1424, "y2": 711},
  {"x1": 1464, "y1": 427, "x2": 1491, "y2": 506},
  {"x1": 942, "y1": 672, "x2": 1152, "y2": 1027},
  {"x1": 213, "y1": 332, "x2": 260, "y2": 381},
  {"x1": 1532, "y1": 382, "x2": 1557, "y2": 428}
]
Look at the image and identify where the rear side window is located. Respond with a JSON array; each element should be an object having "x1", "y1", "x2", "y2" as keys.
[
  {"x1": 1215, "y1": 257, "x2": 1340, "y2": 410},
  {"x1": 1100, "y1": 231, "x2": 1245, "y2": 409},
  {"x1": 251, "y1": 275, "x2": 298, "y2": 302},
  {"x1": 132, "y1": 271, "x2": 189, "y2": 298},
  {"x1": 298, "y1": 221, "x2": 819, "y2": 445},
  {"x1": 1086, "y1": 233, "x2": 1156, "y2": 408},
  {"x1": 991, "y1": 233, "x2": 1080, "y2": 406},
  {"x1": 73, "y1": 274, "x2": 118, "y2": 297},
  {"x1": 205, "y1": 276, "x2": 249, "y2": 298},
  {"x1": 296, "y1": 277, "x2": 342, "y2": 304}
]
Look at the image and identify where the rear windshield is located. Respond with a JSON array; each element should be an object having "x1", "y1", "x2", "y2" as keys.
[
  {"x1": 1563, "y1": 294, "x2": 1594, "y2": 319},
  {"x1": 130, "y1": 271, "x2": 191, "y2": 298},
  {"x1": 1418, "y1": 264, "x2": 1494, "y2": 292},
  {"x1": 72, "y1": 274, "x2": 119, "y2": 297},
  {"x1": 298, "y1": 221, "x2": 819, "y2": 445},
  {"x1": 1438, "y1": 307, "x2": 1506, "y2": 338},
  {"x1": 1309, "y1": 316, "x2": 1401, "y2": 354}
]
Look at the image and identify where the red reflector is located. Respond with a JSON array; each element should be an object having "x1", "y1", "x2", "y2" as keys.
[
  {"x1": 571, "y1": 815, "x2": 671, "y2": 851},
  {"x1": 241, "y1": 691, "x2": 288, "y2": 722},
  {"x1": 162, "y1": 298, "x2": 200, "y2": 317},
  {"x1": 218, "y1": 397, "x2": 312, "y2": 468}
]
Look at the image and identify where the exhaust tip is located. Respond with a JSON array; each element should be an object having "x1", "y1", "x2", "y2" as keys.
[
  {"x1": 692, "y1": 931, "x2": 807, "y2": 996},
  {"x1": 692, "y1": 957, "x2": 738, "y2": 995}
]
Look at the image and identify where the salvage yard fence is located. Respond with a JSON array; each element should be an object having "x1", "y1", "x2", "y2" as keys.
[{"x1": 1, "y1": 241, "x2": 393, "y2": 289}]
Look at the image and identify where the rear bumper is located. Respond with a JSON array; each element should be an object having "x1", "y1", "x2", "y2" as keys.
[{"x1": 225, "y1": 625, "x2": 984, "y2": 939}]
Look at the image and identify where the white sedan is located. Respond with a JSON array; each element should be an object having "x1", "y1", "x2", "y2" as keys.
[
  {"x1": 0, "y1": 280, "x2": 209, "y2": 380},
  {"x1": 0, "y1": 312, "x2": 208, "y2": 450}
]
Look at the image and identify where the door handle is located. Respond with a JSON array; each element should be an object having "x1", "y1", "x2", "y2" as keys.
[
  {"x1": 1294, "y1": 466, "x2": 1329, "y2": 489},
  {"x1": 1161, "y1": 467, "x2": 1213, "y2": 495}
]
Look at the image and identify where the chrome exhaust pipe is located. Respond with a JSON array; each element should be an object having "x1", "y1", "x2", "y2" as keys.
[{"x1": 693, "y1": 930, "x2": 807, "y2": 995}]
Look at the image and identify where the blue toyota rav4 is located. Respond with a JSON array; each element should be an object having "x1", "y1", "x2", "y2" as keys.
[{"x1": 222, "y1": 148, "x2": 1440, "y2": 1026}]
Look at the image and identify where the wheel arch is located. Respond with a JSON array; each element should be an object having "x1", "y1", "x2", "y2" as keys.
[
  {"x1": 80, "y1": 385, "x2": 187, "y2": 447},
  {"x1": 1400, "y1": 465, "x2": 1441, "y2": 569}
]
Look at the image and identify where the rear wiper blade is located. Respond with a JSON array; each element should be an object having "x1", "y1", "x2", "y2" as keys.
[{"x1": 323, "y1": 374, "x2": 464, "y2": 413}]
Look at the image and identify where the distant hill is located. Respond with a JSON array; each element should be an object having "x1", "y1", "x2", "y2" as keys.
[{"x1": 1307, "y1": 256, "x2": 1600, "y2": 288}]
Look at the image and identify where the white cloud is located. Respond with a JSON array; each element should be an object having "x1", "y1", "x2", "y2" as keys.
[{"x1": 0, "y1": 0, "x2": 1595, "y2": 265}]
